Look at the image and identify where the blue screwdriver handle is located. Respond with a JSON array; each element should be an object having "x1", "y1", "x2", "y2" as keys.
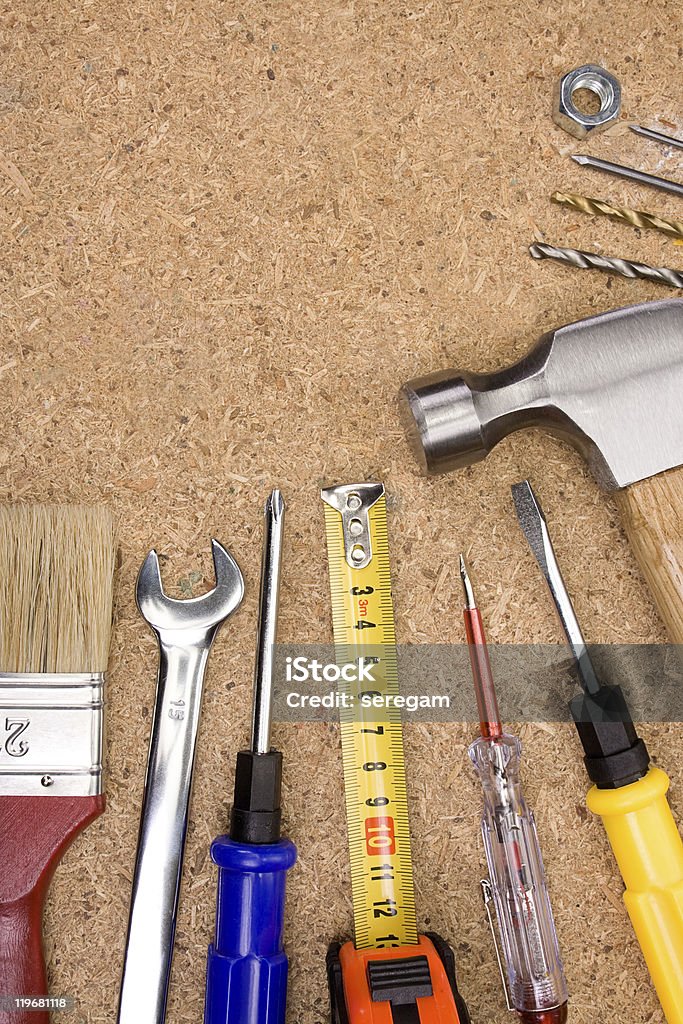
[{"x1": 205, "y1": 835, "x2": 297, "y2": 1024}]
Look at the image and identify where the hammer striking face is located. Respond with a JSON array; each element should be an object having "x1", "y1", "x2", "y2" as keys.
[{"x1": 401, "y1": 298, "x2": 683, "y2": 641}]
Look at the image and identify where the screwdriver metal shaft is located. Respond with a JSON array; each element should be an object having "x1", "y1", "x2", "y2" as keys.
[
  {"x1": 572, "y1": 153, "x2": 683, "y2": 198},
  {"x1": 551, "y1": 191, "x2": 683, "y2": 240},
  {"x1": 511, "y1": 481, "x2": 601, "y2": 696},
  {"x1": 252, "y1": 488, "x2": 285, "y2": 754},
  {"x1": 459, "y1": 554, "x2": 502, "y2": 740},
  {"x1": 529, "y1": 242, "x2": 683, "y2": 290}
]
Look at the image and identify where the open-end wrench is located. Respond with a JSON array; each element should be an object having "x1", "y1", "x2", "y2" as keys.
[{"x1": 117, "y1": 539, "x2": 244, "y2": 1024}]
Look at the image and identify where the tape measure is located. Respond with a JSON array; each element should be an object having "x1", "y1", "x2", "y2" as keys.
[
  {"x1": 322, "y1": 482, "x2": 417, "y2": 949},
  {"x1": 321, "y1": 483, "x2": 471, "y2": 1024}
]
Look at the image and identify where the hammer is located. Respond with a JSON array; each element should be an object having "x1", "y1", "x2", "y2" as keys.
[{"x1": 401, "y1": 298, "x2": 683, "y2": 642}]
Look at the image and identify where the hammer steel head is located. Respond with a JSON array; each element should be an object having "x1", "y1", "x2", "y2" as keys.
[{"x1": 400, "y1": 298, "x2": 683, "y2": 490}]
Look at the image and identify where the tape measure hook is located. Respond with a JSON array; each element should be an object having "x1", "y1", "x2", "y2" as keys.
[{"x1": 321, "y1": 482, "x2": 385, "y2": 569}]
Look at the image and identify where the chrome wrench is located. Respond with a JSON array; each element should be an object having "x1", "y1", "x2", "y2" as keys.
[{"x1": 117, "y1": 540, "x2": 244, "y2": 1024}]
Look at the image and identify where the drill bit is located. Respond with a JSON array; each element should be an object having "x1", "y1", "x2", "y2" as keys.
[
  {"x1": 551, "y1": 191, "x2": 683, "y2": 240},
  {"x1": 572, "y1": 153, "x2": 683, "y2": 198},
  {"x1": 252, "y1": 487, "x2": 285, "y2": 755},
  {"x1": 529, "y1": 242, "x2": 683, "y2": 290},
  {"x1": 630, "y1": 124, "x2": 683, "y2": 151},
  {"x1": 511, "y1": 480, "x2": 600, "y2": 696}
]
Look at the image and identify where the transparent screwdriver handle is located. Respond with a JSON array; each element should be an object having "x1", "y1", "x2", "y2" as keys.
[{"x1": 469, "y1": 734, "x2": 568, "y2": 1021}]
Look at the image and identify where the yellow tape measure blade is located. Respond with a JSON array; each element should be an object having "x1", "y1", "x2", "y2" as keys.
[{"x1": 322, "y1": 482, "x2": 417, "y2": 949}]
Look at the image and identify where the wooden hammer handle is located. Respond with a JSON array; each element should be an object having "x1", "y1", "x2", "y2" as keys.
[
  {"x1": 0, "y1": 795, "x2": 105, "y2": 1024},
  {"x1": 617, "y1": 467, "x2": 683, "y2": 644}
]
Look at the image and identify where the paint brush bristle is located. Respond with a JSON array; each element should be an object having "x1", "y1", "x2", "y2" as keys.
[{"x1": 0, "y1": 505, "x2": 115, "y2": 673}]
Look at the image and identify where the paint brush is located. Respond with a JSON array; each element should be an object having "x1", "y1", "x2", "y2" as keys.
[{"x1": 0, "y1": 505, "x2": 115, "y2": 1024}]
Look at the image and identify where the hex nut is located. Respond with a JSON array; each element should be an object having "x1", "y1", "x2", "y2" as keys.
[{"x1": 553, "y1": 64, "x2": 622, "y2": 140}]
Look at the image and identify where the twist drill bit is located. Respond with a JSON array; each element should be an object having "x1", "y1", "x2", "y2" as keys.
[
  {"x1": 529, "y1": 242, "x2": 683, "y2": 290},
  {"x1": 572, "y1": 153, "x2": 683, "y2": 198},
  {"x1": 551, "y1": 191, "x2": 683, "y2": 240},
  {"x1": 631, "y1": 124, "x2": 683, "y2": 151}
]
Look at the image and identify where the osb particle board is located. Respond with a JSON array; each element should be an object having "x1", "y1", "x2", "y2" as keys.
[{"x1": 1, "y1": 1, "x2": 682, "y2": 1021}]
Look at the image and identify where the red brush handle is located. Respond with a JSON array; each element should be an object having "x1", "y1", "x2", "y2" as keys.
[{"x1": 0, "y1": 795, "x2": 105, "y2": 1024}]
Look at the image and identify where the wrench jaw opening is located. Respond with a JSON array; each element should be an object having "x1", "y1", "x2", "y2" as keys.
[{"x1": 136, "y1": 539, "x2": 245, "y2": 642}]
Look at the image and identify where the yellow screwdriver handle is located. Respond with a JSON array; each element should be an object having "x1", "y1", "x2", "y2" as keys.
[{"x1": 587, "y1": 766, "x2": 683, "y2": 1024}]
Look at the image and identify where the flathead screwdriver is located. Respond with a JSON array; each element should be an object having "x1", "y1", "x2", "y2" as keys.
[
  {"x1": 205, "y1": 490, "x2": 297, "y2": 1024},
  {"x1": 512, "y1": 480, "x2": 683, "y2": 1024}
]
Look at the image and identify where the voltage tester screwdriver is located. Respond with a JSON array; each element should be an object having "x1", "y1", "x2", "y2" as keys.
[
  {"x1": 205, "y1": 490, "x2": 297, "y2": 1024},
  {"x1": 513, "y1": 480, "x2": 683, "y2": 1024},
  {"x1": 460, "y1": 557, "x2": 568, "y2": 1024}
]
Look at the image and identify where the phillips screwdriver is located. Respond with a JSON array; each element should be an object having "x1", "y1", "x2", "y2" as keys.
[
  {"x1": 460, "y1": 556, "x2": 568, "y2": 1024},
  {"x1": 204, "y1": 489, "x2": 297, "y2": 1024},
  {"x1": 513, "y1": 480, "x2": 683, "y2": 1024}
]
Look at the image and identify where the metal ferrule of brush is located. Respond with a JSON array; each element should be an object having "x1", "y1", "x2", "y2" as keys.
[{"x1": 0, "y1": 672, "x2": 104, "y2": 796}]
